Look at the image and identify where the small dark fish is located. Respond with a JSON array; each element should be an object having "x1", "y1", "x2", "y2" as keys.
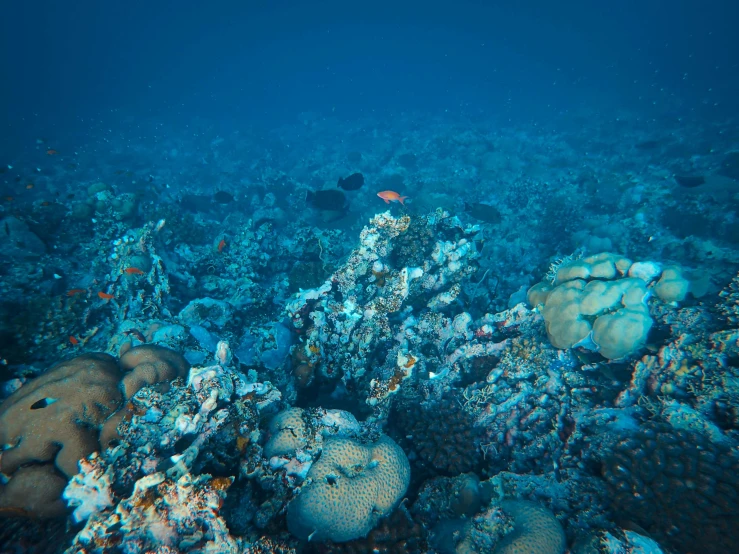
[
  {"x1": 306, "y1": 189, "x2": 347, "y2": 211},
  {"x1": 123, "y1": 329, "x2": 146, "y2": 342},
  {"x1": 464, "y1": 202, "x2": 501, "y2": 224},
  {"x1": 213, "y1": 191, "x2": 235, "y2": 204},
  {"x1": 674, "y1": 175, "x2": 705, "y2": 188},
  {"x1": 338, "y1": 172, "x2": 365, "y2": 191}
]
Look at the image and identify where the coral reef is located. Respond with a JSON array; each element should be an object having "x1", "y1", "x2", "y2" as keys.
[
  {"x1": 61, "y1": 342, "x2": 284, "y2": 552},
  {"x1": 285, "y1": 210, "x2": 483, "y2": 417},
  {"x1": 571, "y1": 528, "x2": 666, "y2": 554},
  {"x1": 66, "y1": 472, "x2": 238, "y2": 554},
  {"x1": 428, "y1": 499, "x2": 565, "y2": 554},
  {"x1": 3, "y1": 108, "x2": 739, "y2": 554},
  {"x1": 490, "y1": 499, "x2": 566, "y2": 554}
]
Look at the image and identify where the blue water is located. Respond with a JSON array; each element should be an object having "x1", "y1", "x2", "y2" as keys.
[
  {"x1": 2, "y1": 0, "x2": 737, "y2": 148},
  {"x1": 1, "y1": 1, "x2": 739, "y2": 553}
]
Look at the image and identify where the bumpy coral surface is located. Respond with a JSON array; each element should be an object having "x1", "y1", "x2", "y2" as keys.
[
  {"x1": 602, "y1": 423, "x2": 739, "y2": 554},
  {"x1": 264, "y1": 407, "x2": 310, "y2": 458},
  {"x1": 393, "y1": 394, "x2": 483, "y2": 475},
  {"x1": 493, "y1": 499, "x2": 566, "y2": 554},
  {"x1": 287, "y1": 435, "x2": 410, "y2": 542}
]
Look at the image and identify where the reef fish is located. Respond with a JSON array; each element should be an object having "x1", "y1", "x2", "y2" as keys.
[
  {"x1": 464, "y1": 202, "x2": 501, "y2": 224},
  {"x1": 98, "y1": 291, "x2": 115, "y2": 300},
  {"x1": 46, "y1": 149, "x2": 59, "y2": 156},
  {"x1": 377, "y1": 190, "x2": 408, "y2": 205},
  {"x1": 674, "y1": 175, "x2": 705, "y2": 188},
  {"x1": 338, "y1": 172, "x2": 365, "y2": 191},
  {"x1": 123, "y1": 329, "x2": 146, "y2": 342},
  {"x1": 67, "y1": 288, "x2": 87, "y2": 297},
  {"x1": 213, "y1": 191, "x2": 235, "y2": 204},
  {"x1": 306, "y1": 189, "x2": 347, "y2": 211},
  {"x1": 218, "y1": 239, "x2": 226, "y2": 253},
  {"x1": 124, "y1": 267, "x2": 145, "y2": 275}
]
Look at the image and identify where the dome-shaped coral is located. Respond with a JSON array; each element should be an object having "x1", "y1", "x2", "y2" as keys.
[{"x1": 287, "y1": 435, "x2": 410, "y2": 542}]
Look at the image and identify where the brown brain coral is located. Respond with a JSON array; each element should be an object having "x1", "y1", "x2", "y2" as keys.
[
  {"x1": 0, "y1": 353, "x2": 123, "y2": 517},
  {"x1": 0, "y1": 345, "x2": 189, "y2": 518}
]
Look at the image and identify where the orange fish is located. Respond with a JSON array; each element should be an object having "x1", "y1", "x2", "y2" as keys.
[
  {"x1": 69, "y1": 335, "x2": 79, "y2": 345},
  {"x1": 67, "y1": 288, "x2": 87, "y2": 297},
  {"x1": 26, "y1": 183, "x2": 34, "y2": 190},
  {"x1": 377, "y1": 190, "x2": 408, "y2": 205},
  {"x1": 98, "y1": 291, "x2": 115, "y2": 300},
  {"x1": 218, "y1": 239, "x2": 226, "y2": 253},
  {"x1": 124, "y1": 267, "x2": 144, "y2": 275},
  {"x1": 46, "y1": 149, "x2": 59, "y2": 156},
  {"x1": 4, "y1": 196, "x2": 13, "y2": 202}
]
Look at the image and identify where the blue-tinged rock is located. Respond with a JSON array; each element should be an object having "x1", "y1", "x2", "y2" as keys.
[
  {"x1": 0, "y1": 217, "x2": 46, "y2": 259},
  {"x1": 178, "y1": 297, "x2": 233, "y2": 329},
  {"x1": 234, "y1": 335, "x2": 257, "y2": 366},
  {"x1": 189, "y1": 324, "x2": 219, "y2": 352},
  {"x1": 235, "y1": 322, "x2": 293, "y2": 369},
  {"x1": 151, "y1": 324, "x2": 186, "y2": 344},
  {"x1": 142, "y1": 407, "x2": 164, "y2": 423},
  {"x1": 184, "y1": 350, "x2": 208, "y2": 365},
  {"x1": 260, "y1": 322, "x2": 293, "y2": 370}
]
